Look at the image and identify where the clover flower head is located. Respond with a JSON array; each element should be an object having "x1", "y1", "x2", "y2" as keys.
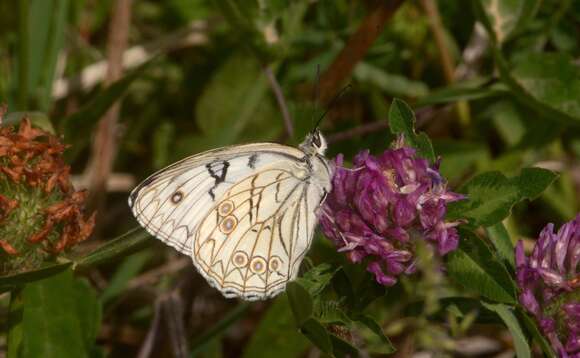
[
  {"x1": 0, "y1": 118, "x2": 95, "y2": 274},
  {"x1": 515, "y1": 214, "x2": 580, "y2": 357},
  {"x1": 320, "y1": 139, "x2": 464, "y2": 286}
]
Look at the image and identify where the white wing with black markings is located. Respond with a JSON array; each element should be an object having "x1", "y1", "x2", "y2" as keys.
[{"x1": 129, "y1": 137, "x2": 333, "y2": 300}]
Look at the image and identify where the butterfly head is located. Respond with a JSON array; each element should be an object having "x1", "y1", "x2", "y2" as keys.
[{"x1": 300, "y1": 129, "x2": 327, "y2": 156}]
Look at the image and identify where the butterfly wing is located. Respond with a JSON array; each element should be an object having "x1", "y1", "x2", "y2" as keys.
[
  {"x1": 129, "y1": 143, "x2": 332, "y2": 300},
  {"x1": 192, "y1": 166, "x2": 329, "y2": 300}
]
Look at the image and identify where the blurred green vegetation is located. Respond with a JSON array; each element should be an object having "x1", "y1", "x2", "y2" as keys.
[{"x1": 1, "y1": 0, "x2": 579, "y2": 356}]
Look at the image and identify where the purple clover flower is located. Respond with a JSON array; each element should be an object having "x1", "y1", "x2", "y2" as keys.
[
  {"x1": 515, "y1": 215, "x2": 580, "y2": 357},
  {"x1": 320, "y1": 140, "x2": 465, "y2": 287}
]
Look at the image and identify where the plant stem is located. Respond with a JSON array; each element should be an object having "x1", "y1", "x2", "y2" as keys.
[
  {"x1": 264, "y1": 66, "x2": 294, "y2": 139},
  {"x1": 85, "y1": 0, "x2": 133, "y2": 219}
]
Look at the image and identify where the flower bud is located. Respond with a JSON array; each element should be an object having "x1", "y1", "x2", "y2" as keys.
[{"x1": 0, "y1": 118, "x2": 95, "y2": 275}]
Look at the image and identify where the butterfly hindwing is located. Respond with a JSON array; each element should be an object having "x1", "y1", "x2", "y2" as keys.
[{"x1": 192, "y1": 168, "x2": 320, "y2": 299}]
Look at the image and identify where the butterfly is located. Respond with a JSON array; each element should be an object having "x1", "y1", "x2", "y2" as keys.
[{"x1": 128, "y1": 130, "x2": 333, "y2": 300}]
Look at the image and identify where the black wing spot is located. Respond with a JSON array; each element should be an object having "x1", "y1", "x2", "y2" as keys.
[
  {"x1": 248, "y1": 154, "x2": 258, "y2": 169},
  {"x1": 206, "y1": 160, "x2": 230, "y2": 200},
  {"x1": 171, "y1": 191, "x2": 184, "y2": 204}
]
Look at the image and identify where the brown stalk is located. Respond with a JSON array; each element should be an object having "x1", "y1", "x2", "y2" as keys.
[
  {"x1": 319, "y1": 0, "x2": 404, "y2": 103},
  {"x1": 420, "y1": 0, "x2": 455, "y2": 83},
  {"x1": 86, "y1": 0, "x2": 133, "y2": 215}
]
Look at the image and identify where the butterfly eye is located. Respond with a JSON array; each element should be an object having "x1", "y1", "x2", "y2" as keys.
[
  {"x1": 233, "y1": 251, "x2": 249, "y2": 268},
  {"x1": 250, "y1": 257, "x2": 267, "y2": 274},
  {"x1": 171, "y1": 191, "x2": 184, "y2": 204},
  {"x1": 311, "y1": 131, "x2": 322, "y2": 147},
  {"x1": 218, "y1": 200, "x2": 234, "y2": 216},
  {"x1": 220, "y1": 215, "x2": 237, "y2": 234}
]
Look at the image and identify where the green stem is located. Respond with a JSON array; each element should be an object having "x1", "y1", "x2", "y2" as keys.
[{"x1": 74, "y1": 227, "x2": 152, "y2": 270}]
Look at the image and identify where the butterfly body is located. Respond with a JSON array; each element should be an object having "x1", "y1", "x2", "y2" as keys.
[{"x1": 129, "y1": 131, "x2": 332, "y2": 300}]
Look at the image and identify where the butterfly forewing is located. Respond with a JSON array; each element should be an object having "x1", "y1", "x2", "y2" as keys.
[{"x1": 129, "y1": 142, "x2": 332, "y2": 300}]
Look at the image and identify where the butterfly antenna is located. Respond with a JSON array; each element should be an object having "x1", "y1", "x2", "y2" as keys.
[
  {"x1": 311, "y1": 64, "x2": 321, "y2": 128},
  {"x1": 313, "y1": 84, "x2": 352, "y2": 130}
]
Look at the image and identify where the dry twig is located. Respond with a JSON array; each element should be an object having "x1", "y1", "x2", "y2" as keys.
[
  {"x1": 52, "y1": 21, "x2": 208, "y2": 99},
  {"x1": 263, "y1": 66, "x2": 294, "y2": 138},
  {"x1": 420, "y1": 0, "x2": 456, "y2": 83},
  {"x1": 319, "y1": 1, "x2": 404, "y2": 102},
  {"x1": 85, "y1": 0, "x2": 133, "y2": 215}
]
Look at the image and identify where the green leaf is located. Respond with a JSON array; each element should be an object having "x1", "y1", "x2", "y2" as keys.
[
  {"x1": 35, "y1": 0, "x2": 69, "y2": 111},
  {"x1": 448, "y1": 168, "x2": 558, "y2": 227},
  {"x1": 242, "y1": 297, "x2": 310, "y2": 358},
  {"x1": 7, "y1": 289, "x2": 24, "y2": 358},
  {"x1": 486, "y1": 222, "x2": 515, "y2": 270},
  {"x1": 300, "y1": 318, "x2": 333, "y2": 355},
  {"x1": 388, "y1": 98, "x2": 435, "y2": 162},
  {"x1": 487, "y1": 48, "x2": 580, "y2": 125},
  {"x1": 330, "y1": 334, "x2": 358, "y2": 358},
  {"x1": 296, "y1": 263, "x2": 338, "y2": 296},
  {"x1": 354, "y1": 62, "x2": 429, "y2": 97},
  {"x1": 331, "y1": 268, "x2": 355, "y2": 309},
  {"x1": 482, "y1": 100, "x2": 525, "y2": 146},
  {"x1": 478, "y1": 0, "x2": 541, "y2": 44},
  {"x1": 194, "y1": 53, "x2": 280, "y2": 150},
  {"x1": 60, "y1": 59, "x2": 155, "y2": 161},
  {"x1": 446, "y1": 229, "x2": 517, "y2": 304},
  {"x1": 20, "y1": 269, "x2": 99, "y2": 358},
  {"x1": 17, "y1": 0, "x2": 30, "y2": 109},
  {"x1": 508, "y1": 53, "x2": 580, "y2": 122},
  {"x1": 17, "y1": 0, "x2": 69, "y2": 110},
  {"x1": 99, "y1": 251, "x2": 152, "y2": 305},
  {"x1": 73, "y1": 278, "x2": 101, "y2": 351},
  {"x1": 0, "y1": 262, "x2": 71, "y2": 289},
  {"x1": 74, "y1": 227, "x2": 152, "y2": 270},
  {"x1": 482, "y1": 303, "x2": 531, "y2": 358},
  {"x1": 316, "y1": 300, "x2": 351, "y2": 325},
  {"x1": 286, "y1": 281, "x2": 313, "y2": 326},
  {"x1": 406, "y1": 297, "x2": 502, "y2": 324},
  {"x1": 354, "y1": 315, "x2": 396, "y2": 354},
  {"x1": 352, "y1": 271, "x2": 386, "y2": 312},
  {"x1": 472, "y1": 4, "x2": 579, "y2": 124},
  {"x1": 1, "y1": 228, "x2": 152, "y2": 290},
  {"x1": 416, "y1": 81, "x2": 508, "y2": 107}
]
